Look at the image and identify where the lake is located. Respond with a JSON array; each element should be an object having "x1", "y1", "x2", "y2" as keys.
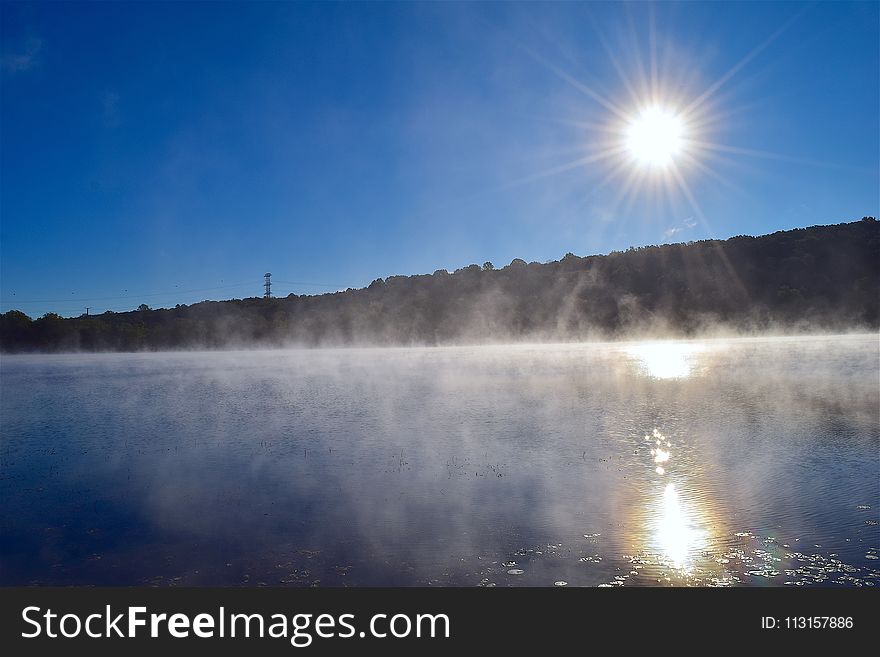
[{"x1": 1, "y1": 335, "x2": 878, "y2": 587}]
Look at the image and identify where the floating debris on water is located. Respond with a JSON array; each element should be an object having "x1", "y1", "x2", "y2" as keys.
[
  {"x1": 579, "y1": 555, "x2": 602, "y2": 563},
  {"x1": 507, "y1": 569, "x2": 524, "y2": 575}
]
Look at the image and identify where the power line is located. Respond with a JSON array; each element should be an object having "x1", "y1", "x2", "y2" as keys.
[
  {"x1": 0, "y1": 281, "x2": 256, "y2": 304},
  {"x1": 2, "y1": 278, "x2": 358, "y2": 305},
  {"x1": 273, "y1": 280, "x2": 350, "y2": 289},
  {"x1": 0, "y1": 276, "x2": 362, "y2": 317}
]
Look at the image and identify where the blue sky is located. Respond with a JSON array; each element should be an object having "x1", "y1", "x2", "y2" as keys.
[{"x1": 1, "y1": 1, "x2": 877, "y2": 317}]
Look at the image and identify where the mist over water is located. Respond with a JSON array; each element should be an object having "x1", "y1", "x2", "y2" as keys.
[{"x1": 1, "y1": 335, "x2": 878, "y2": 586}]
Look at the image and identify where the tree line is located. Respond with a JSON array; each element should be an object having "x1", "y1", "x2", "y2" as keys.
[{"x1": 1, "y1": 218, "x2": 877, "y2": 352}]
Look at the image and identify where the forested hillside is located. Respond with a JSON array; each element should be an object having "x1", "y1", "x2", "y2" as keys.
[{"x1": 2, "y1": 218, "x2": 877, "y2": 352}]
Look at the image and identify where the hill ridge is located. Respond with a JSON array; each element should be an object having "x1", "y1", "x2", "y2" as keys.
[{"x1": 2, "y1": 217, "x2": 877, "y2": 351}]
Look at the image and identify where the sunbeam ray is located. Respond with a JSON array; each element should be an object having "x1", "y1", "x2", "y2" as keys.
[
  {"x1": 512, "y1": 42, "x2": 632, "y2": 120},
  {"x1": 691, "y1": 140, "x2": 876, "y2": 173},
  {"x1": 497, "y1": 147, "x2": 626, "y2": 190},
  {"x1": 681, "y1": 6, "x2": 809, "y2": 118},
  {"x1": 669, "y1": 163, "x2": 751, "y2": 300}
]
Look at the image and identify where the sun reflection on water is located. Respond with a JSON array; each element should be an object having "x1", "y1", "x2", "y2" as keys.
[
  {"x1": 623, "y1": 342, "x2": 705, "y2": 379},
  {"x1": 640, "y1": 428, "x2": 711, "y2": 572},
  {"x1": 654, "y1": 482, "x2": 708, "y2": 570}
]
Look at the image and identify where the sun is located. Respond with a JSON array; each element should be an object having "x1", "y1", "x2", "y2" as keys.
[{"x1": 625, "y1": 106, "x2": 685, "y2": 168}]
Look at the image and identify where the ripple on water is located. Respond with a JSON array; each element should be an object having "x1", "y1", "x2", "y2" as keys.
[{"x1": 2, "y1": 337, "x2": 877, "y2": 587}]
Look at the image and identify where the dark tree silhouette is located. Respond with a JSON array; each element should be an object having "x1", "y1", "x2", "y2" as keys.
[{"x1": 1, "y1": 218, "x2": 877, "y2": 352}]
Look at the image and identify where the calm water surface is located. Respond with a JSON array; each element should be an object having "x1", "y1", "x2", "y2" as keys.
[{"x1": 1, "y1": 335, "x2": 878, "y2": 586}]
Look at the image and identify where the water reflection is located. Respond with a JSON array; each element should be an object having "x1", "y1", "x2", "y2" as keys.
[
  {"x1": 639, "y1": 428, "x2": 713, "y2": 573},
  {"x1": 0, "y1": 336, "x2": 877, "y2": 586},
  {"x1": 648, "y1": 428, "x2": 671, "y2": 475},
  {"x1": 624, "y1": 342, "x2": 705, "y2": 379},
  {"x1": 653, "y1": 482, "x2": 708, "y2": 570}
]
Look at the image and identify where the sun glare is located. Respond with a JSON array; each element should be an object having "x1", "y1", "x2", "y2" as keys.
[
  {"x1": 655, "y1": 482, "x2": 707, "y2": 569},
  {"x1": 625, "y1": 106, "x2": 684, "y2": 168},
  {"x1": 623, "y1": 341, "x2": 704, "y2": 379}
]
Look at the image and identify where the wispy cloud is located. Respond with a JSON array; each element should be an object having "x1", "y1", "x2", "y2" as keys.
[
  {"x1": 1, "y1": 36, "x2": 42, "y2": 73},
  {"x1": 663, "y1": 216, "x2": 697, "y2": 240}
]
